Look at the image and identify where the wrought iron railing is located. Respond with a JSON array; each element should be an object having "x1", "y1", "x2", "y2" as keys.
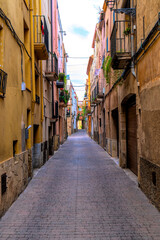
[
  {"x1": 111, "y1": 20, "x2": 131, "y2": 58},
  {"x1": 46, "y1": 54, "x2": 58, "y2": 74},
  {"x1": 59, "y1": 90, "x2": 70, "y2": 104},
  {"x1": 0, "y1": 69, "x2": 7, "y2": 96},
  {"x1": 97, "y1": 81, "x2": 105, "y2": 98},
  {"x1": 33, "y1": 15, "x2": 49, "y2": 52},
  {"x1": 92, "y1": 86, "x2": 97, "y2": 101}
]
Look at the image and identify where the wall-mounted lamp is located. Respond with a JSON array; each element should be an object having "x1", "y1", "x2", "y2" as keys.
[
  {"x1": 105, "y1": 0, "x2": 115, "y2": 10},
  {"x1": 21, "y1": 82, "x2": 26, "y2": 91}
]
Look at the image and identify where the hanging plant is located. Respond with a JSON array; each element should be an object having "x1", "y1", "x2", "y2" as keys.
[{"x1": 102, "y1": 56, "x2": 112, "y2": 83}]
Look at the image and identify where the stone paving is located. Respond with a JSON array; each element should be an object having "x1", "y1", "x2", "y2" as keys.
[{"x1": 0, "y1": 130, "x2": 160, "y2": 240}]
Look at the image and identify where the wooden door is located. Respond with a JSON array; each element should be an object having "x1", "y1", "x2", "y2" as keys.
[{"x1": 127, "y1": 104, "x2": 137, "y2": 175}]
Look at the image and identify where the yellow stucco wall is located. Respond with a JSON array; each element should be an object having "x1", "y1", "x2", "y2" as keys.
[
  {"x1": 136, "y1": 0, "x2": 160, "y2": 49},
  {"x1": 0, "y1": 0, "x2": 32, "y2": 162}
]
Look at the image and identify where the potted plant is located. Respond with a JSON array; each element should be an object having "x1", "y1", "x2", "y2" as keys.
[
  {"x1": 64, "y1": 90, "x2": 70, "y2": 104},
  {"x1": 58, "y1": 73, "x2": 65, "y2": 81},
  {"x1": 123, "y1": 27, "x2": 131, "y2": 36}
]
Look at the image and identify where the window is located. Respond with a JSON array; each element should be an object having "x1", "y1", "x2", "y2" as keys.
[
  {"x1": 106, "y1": 21, "x2": 109, "y2": 52},
  {"x1": 48, "y1": 0, "x2": 51, "y2": 20},
  {"x1": 113, "y1": 11, "x2": 115, "y2": 24},
  {"x1": 33, "y1": 125, "x2": 39, "y2": 144},
  {"x1": 35, "y1": 75, "x2": 40, "y2": 103},
  {"x1": 152, "y1": 172, "x2": 157, "y2": 186},
  {"x1": 124, "y1": 0, "x2": 130, "y2": 8},
  {"x1": 106, "y1": 37, "x2": 109, "y2": 52},
  {"x1": 58, "y1": 37, "x2": 60, "y2": 54},
  {"x1": 66, "y1": 107, "x2": 70, "y2": 117},
  {"x1": 24, "y1": 20, "x2": 31, "y2": 90},
  {"x1": 13, "y1": 140, "x2": 18, "y2": 157},
  {"x1": 0, "y1": 24, "x2": 3, "y2": 69},
  {"x1": 1, "y1": 173, "x2": 7, "y2": 195}
]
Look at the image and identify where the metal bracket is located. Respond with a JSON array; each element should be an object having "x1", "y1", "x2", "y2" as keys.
[{"x1": 114, "y1": 8, "x2": 136, "y2": 17}]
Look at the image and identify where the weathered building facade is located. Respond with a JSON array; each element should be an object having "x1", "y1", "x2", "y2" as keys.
[
  {"x1": 88, "y1": 0, "x2": 160, "y2": 210},
  {"x1": 67, "y1": 80, "x2": 78, "y2": 136},
  {"x1": 0, "y1": 0, "x2": 32, "y2": 216},
  {"x1": 0, "y1": 0, "x2": 71, "y2": 217}
]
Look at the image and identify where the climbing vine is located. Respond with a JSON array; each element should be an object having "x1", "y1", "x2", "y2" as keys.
[
  {"x1": 102, "y1": 56, "x2": 112, "y2": 83},
  {"x1": 103, "y1": 56, "x2": 123, "y2": 86}
]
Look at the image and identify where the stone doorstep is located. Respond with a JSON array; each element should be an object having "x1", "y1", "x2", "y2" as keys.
[{"x1": 110, "y1": 155, "x2": 138, "y2": 186}]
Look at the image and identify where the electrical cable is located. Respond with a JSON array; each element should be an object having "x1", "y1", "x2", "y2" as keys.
[
  {"x1": 0, "y1": 8, "x2": 31, "y2": 59},
  {"x1": 0, "y1": 8, "x2": 32, "y2": 84}
]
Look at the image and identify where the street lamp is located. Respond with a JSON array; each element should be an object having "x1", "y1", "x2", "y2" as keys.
[
  {"x1": 105, "y1": 0, "x2": 115, "y2": 10},
  {"x1": 59, "y1": 30, "x2": 66, "y2": 36}
]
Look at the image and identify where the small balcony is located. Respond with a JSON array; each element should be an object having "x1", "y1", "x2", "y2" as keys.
[
  {"x1": 33, "y1": 15, "x2": 49, "y2": 60},
  {"x1": 0, "y1": 69, "x2": 8, "y2": 97},
  {"x1": 59, "y1": 89, "x2": 70, "y2": 108},
  {"x1": 45, "y1": 54, "x2": 58, "y2": 81},
  {"x1": 96, "y1": 81, "x2": 104, "y2": 99},
  {"x1": 111, "y1": 20, "x2": 131, "y2": 69},
  {"x1": 56, "y1": 81, "x2": 64, "y2": 88},
  {"x1": 56, "y1": 73, "x2": 65, "y2": 89}
]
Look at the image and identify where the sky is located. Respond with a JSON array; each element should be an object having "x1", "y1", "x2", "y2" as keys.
[{"x1": 58, "y1": 0, "x2": 104, "y2": 101}]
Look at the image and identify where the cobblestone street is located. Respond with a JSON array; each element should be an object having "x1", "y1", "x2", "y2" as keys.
[{"x1": 0, "y1": 130, "x2": 160, "y2": 240}]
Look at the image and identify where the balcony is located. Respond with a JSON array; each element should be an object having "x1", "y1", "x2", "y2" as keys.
[
  {"x1": 56, "y1": 81, "x2": 64, "y2": 88},
  {"x1": 56, "y1": 73, "x2": 65, "y2": 88},
  {"x1": 33, "y1": 15, "x2": 49, "y2": 60},
  {"x1": 111, "y1": 20, "x2": 131, "y2": 69},
  {"x1": 59, "y1": 90, "x2": 70, "y2": 108},
  {"x1": 0, "y1": 69, "x2": 8, "y2": 97},
  {"x1": 96, "y1": 81, "x2": 104, "y2": 99},
  {"x1": 45, "y1": 54, "x2": 58, "y2": 81}
]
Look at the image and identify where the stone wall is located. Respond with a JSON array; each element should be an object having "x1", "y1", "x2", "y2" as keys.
[
  {"x1": 140, "y1": 158, "x2": 160, "y2": 211},
  {"x1": 0, "y1": 151, "x2": 29, "y2": 217},
  {"x1": 94, "y1": 131, "x2": 99, "y2": 143}
]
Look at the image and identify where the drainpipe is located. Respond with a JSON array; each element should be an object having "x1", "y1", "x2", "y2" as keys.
[
  {"x1": 39, "y1": 0, "x2": 44, "y2": 127},
  {"x1": 51, "y1": 0, "x2": 54, "y2": 119},
  {"x1": 30, "y1": 0, "x2": 36, "y2": 148},
  {"x1": 131, "y1": 0, "x2": 136, "y2": 78},
  {"x1": 30, "y1": 0, "x2": 36, "y2": 102}
]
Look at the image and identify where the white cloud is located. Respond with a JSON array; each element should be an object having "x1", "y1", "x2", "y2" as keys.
[{"x1": 58, "y1": 0, "x2": 104, "y2": 100}]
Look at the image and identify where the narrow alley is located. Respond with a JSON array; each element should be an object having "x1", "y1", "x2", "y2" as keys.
[{"x1": 0, "y1": 130, "x2": 160, "y2": 240}]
